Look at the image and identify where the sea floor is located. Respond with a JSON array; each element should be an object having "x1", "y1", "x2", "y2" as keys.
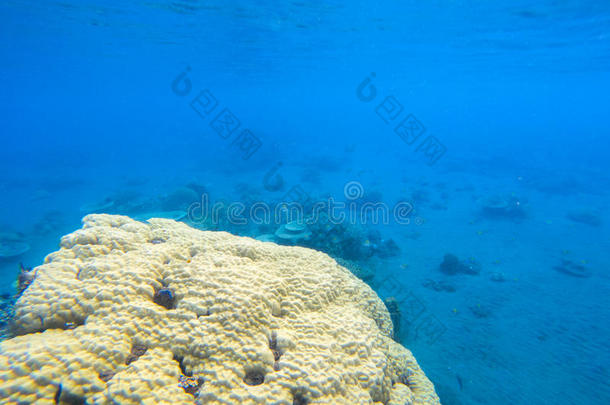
[{"x1": 1, "y1": 152, "x2": 609, "y2": 405}]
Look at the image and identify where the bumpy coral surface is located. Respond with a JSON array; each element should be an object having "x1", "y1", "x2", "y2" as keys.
[{"x1": 0, "y1": 214, "x2": 439, "y2": 404}]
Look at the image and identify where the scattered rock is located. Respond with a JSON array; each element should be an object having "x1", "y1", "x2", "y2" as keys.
[
  {"x1": 375, "y1": 238, "x2": 400, "y2": 258},
  {"x1": 422, "y1": 279, "x2": 456, "y2": 292},
  {"x1": 469, "y1": 304, "x2": 491, "y2": 318},
  {"x1": 185, "y1": 182, "x2": 207, "y2": 197},
  {"x1": 366, "y1": 230, "x2": 401, "y2": 258},
  {"x1": 411, "y1": 189, "x2": 431, "y2": 205},
  {"x1": 161, "y1": 187, "x2": 199, "y2": 211},
  {"x1": 0, "y1": 232, "x2": 30, "y2": 259},
  {"x1": 404, "y1": 231, "x2": 422, "y2": 240},
  {"x1": 80, "y1": 198, "x2": 115, "y2": 214},
  {"x1": 263, "y1": 163, "x2": 285, "y2": 191},
  {"x1": 479, "y1": 194, "x2": 526, "y2": 220},
  {"x1": 430, "y1": 202, "x2": 448, "y2": 210},
  {"x1": 0, "y1": 241, "x2": 30, "y2": 259},
  {"x1": 439, "y1": 254, "x2": 480, "y2": 276},
  {"x1": 553, "y1": 259, "x2": 591, "y2": 278},
  {"x1": 566, "y1": 209, "x2": 602, "y2": 227},
  {"x1": 33, "y1": 211, "x2": 65, "y2": 235}
]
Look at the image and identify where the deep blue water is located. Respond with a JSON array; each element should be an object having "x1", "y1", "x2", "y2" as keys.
[{"x1": 1, "y1": 1, "x2": 610, "y2": 404}]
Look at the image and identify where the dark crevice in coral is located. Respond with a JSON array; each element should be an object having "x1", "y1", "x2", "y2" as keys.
[
  {"x1": 197, "y1": 308, "x2": 211, "y2": 318},
  {"x1": 27, "y1": 316, "x2": 86, "y2": 336},
  {"x1": 292, "y1": 389, "x2": 309, "y2": 405},
  {"x1": 179, "y1": 375, "x2": 204, "y2": 397},
  {"x1": 384, "y1": 297, "x2": 401, "y2": 343},
  {"x1": 11, "y1": 315, "x2": 45, "y2": 336},
  {"x1": 153, "y1": 286, "x2": 175, "y2": 309},
  {"x1": 174, "y1": 354, "x2": 192, "y2": 376},
  {"x1": 62, "y1": 317, "x2": 85, "y2": 331},
  {"x1": 54, "y1": 383, "x2": 61, "y2": 404},
  {"x1": 149, "y1": 237, "x2": 166, "y2": 244},
  {"x1": 269, "y1": 331, "x2": 283, "y2": 371},
  {"x1": 269, "y1": 332, "x2": 277, "y2": 350},
  {"x1": 99, "y1": 370, "x2": 115, "y2": 382},
  {"x1": 243, "y1": 368, "x2": 265, "y2": 386},
  {"x1": 398, "y1": 372, "x2": 410, "y2": 388},
  {"x1": 370, "y1": 388, "x2": 384, "y2": 404},
  {"x1": 272, "y1": 349, "x2": 281, "y2": 361},
  {"x1": 125, "y1": 344, "x2": 147, "y2": 365},
  {"x1": 63, "y1": 392, "x2": 86, "y2": 405},
  {"x1": 54, "y1": 383, "x2": 86, "y2": 405},
  {"x1": 17, "y1": 263, "x2": 35, "y2": 297}
]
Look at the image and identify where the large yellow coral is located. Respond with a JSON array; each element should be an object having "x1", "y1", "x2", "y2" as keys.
[{"x1": 0, "y1": 214, "x2": 440, "y2": 404}]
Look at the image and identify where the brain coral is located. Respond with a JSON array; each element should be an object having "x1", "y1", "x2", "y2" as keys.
[{"x1": 0, "y1": 214, "x2": 440, "y2": 405}]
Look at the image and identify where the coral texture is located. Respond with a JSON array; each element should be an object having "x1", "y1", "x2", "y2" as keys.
[{"x1": 0, "y1": 214, "x2": 439, "y2": 404}]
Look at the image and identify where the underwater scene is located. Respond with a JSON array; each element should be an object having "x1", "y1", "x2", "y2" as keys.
[{"x1": 1, "y1": 1, "x2": 609, "y2": 404}]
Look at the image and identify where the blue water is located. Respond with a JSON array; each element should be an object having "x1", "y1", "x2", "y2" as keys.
[{"x1": 1, "y1": 1, "x2": 610, "y2": 404}]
